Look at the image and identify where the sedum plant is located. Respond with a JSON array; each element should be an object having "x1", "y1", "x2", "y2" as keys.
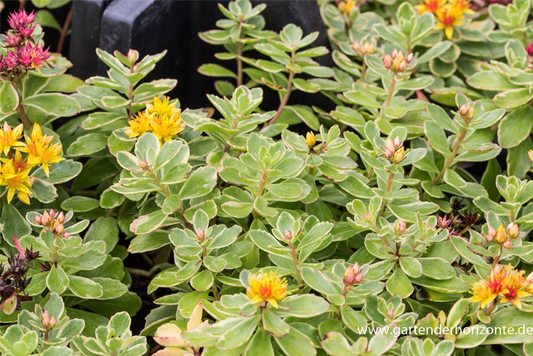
[{"x1": 6, "y1": 0, "x2": 533, "y2": 355}]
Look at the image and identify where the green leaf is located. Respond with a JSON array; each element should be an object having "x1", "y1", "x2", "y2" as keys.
[
  {"x1": 35, "y1": 9, "x2": 61, "y2": 31},
  {"x1": 32, "y1": 159, "x2": 82, "y2": 184},
  {"x1": 67, "y1": 134, "x2": 108, "y2": 156},
  {"x1": 399, "y1": 257, "x2": 423, "y2": 278},
  {"x1": 191, "y1": 270, "x2": 214, "y2": 292},
  {"x1": 386, "y1": 268, "x2": 413, "y2": 298},
  {"x1": 130, "y1": 210, "x2": 169, "y2": 234},
  {"x1": 274, "y1": 325, "x2": 317, "y2": 356},
  {"x1": 61, "y1": 196, "x2": 100, "y2": 212},
  {"x1": 419, "y1": 257, "x2": 456, "y2": 280},
  {"x1": 245, "y1": 328, "x2": 274, "y2": 356},
  {"x1": 47, "y1": 265, "x2": 69, "y2": 294},
  {"x1": 0, "y1": 204, "x2": 32, "y2": 247},
  {"x1": 280, "y1": 105, "x2": 319, "y2": 130},
  {"x1": 179, "y1": 166, "x2": 217, "y2": 200},
  {"x1": 498, "y1": 106, "x2": 533, "y2": 148},
  {"x1": 0, "y1": 80, "x2": 19, "y2": 114},
  {"x1": 198, "y1": 64, "x2": 237, "y2": 78},
  {"x1": 68, "y1": 275, "x2": 104, "y2": 298},
  {"x1": 24, "y1": 93, "x2": 81, "y2": 117}
]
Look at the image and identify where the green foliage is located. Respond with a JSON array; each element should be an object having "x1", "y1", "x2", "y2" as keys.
[{"x1": 5, "y1": 0, "x2": 533, "y2": 355}]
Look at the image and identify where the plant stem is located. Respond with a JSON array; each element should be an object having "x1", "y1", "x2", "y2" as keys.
[
  {"x1": 432, "y1": 129, "x2": 467, "y2": 185},
  {"x1": 492, "y1": 245, "x2": 503, "y2": 269},
  {"x1": 150, "y1": 172, "x2": 192, "y2": 229},
  {"x1": 379, "y1": 171, "x2": 395, "y2": 216},
  {"x1": 211, "y1": 282, "x2": 220, "y2": 300},
  {"x1": 288, "y1": 239, "x2": 303, "y2": 289},
  {"x1": 360, "y1": 56, "x2": 367, "y2": 81},
  {"x1": 484, "y1": 299, "x2": 498, "y2": 316},
  {"x1": 267, "y1": 51, "x2": 296, "y2": 126},
  {"x1": 56, "y1": 7, "x2": 73, "y2": 54},
  {"x1": 19, "y1": 0, "x2": 27, "y2": 11},
  {"x1": 236, "y1": 41, "x2": 243, "y2": 87},
  {"x1": 378, "y1": 76, "x2": 396, "y2": 120},
  {"x1": 12, "y1": 82, "x2": 31, "y2": 129}
]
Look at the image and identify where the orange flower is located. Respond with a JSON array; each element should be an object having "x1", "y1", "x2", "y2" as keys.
[
  {"x1": 246, "y1": 271, "x2": 289, "y2": 308},
  {"x1": 434, "y1": 6, "x2": 465, "y2": 39},
  {"x1": 415, "y1": 0, "x2": 447, "y2": 15}
]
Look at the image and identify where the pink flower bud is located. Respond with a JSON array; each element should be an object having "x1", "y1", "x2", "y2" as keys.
[
  {"x1": 504, "y1": 240, "x2": 513, "y2": 249},
  {"x1": 392, "y1": 48, "x2": 398, "y2": 58},
  {"x1": 487, "y1": 225, "x2": 496, "y2": 242},
  {"x1": 383, "y1": 53, "x2": 392, "y2": 68},
  {"x1": 507, "y1": 223, "x2": 519, "y2": 239},
  {"x1": 395, "y1": 220, "x2": 406, "y2": 235},
  {"x1": 283, "y1": 229, "x2": 293, "y2": 240}
]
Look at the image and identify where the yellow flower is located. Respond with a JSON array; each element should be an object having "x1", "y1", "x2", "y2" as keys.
[
  {"x1": 470, "y1": 265, "x2": 532, "y2": 310},
  {"x1": 246, "y1": 271, "x2": 289, "y2": 308},
  {"x1": 338, "y1": 0, "x2": 356, "y2": 14},
  {"x1": 306, "y1": 132, "x2": 316, "y2": 147},
  {"x1": 125, "y1": 110, "x2": 152, "y2": 139},
  {"x1": 146, "y1": 97, "x2": 180, "y2": 118},
  {"x1": 153, "y1": 303, "x2": 204, "y2": 356},
  {"x1": 449, "y1": 0, "x2": 475, "y2": 15},
  {"x1": 0, "y1": 159, "x2": 33, "y2": 204},
  {"x1": 150, "y1": 111, "x2": 185, "y2": 143},
  {"x1": 434, "y1": 6, "x2": 465, "y2": 39},
  {"x1": 415, "y1": 0, "x2": 447, "y2": 15},
  {"x1": 0, "y1": 122, "x2": 24, "y2": 155},
  {"x1": 500, "y1": 268, "x2": 531, "y2": 309},
  {"x1": 18, "y1": 124, "x2": 63, "y2": 177}
]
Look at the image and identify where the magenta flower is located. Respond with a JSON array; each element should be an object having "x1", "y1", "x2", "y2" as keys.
[
  {"x1": 17, "y1": 43, "x2": 50, "y2": 70},
  {"x1": 526, "y1": 42, "x2": 533, "y2": 56},
  {"x1": 7, "y1": 10, "x2": 35, "y2": 38}
]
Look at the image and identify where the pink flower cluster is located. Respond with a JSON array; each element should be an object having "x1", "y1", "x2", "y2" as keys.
[
  {"x1": 1, "y1": 10, "x2": 50, "y2": 75},
  {"x1": 7, "y1": 10, "x2": 36, "y2": 45}
]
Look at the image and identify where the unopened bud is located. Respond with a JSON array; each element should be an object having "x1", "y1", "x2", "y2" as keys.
[
  {"x1": 41, "y1": 211, "x2": 51, "y2": 226},
  {"x1": 387, "y1": 309, "x2": 394, "y2": 319},
  {"x1": 63, "y1": 232, "x2": 70, "y2": 239},
  {"x1": 362, "y1": 41, "x2": 375, "y2": 55},
  {"x1": 344, "y1": 265, "x2": 356, "y2": 285},
  {"x1": 399, "y1": 61, "x2": 407, "y2": 72},
  {"x1": 486, "y1": 226, "x2": 496, "y2": 242},
  {"x1": 49, "y1": 209, "x2": 56, "y2": 219},
  {"x1": 306, "y1": 132, "x2": 316, "y2": 148},
  {"x1": 33, "y1": 215, "x2": 42, "y2": 225},
  {"x1": 383, "y1": 53, "x2": 392, "y2": 68},
  {"x1": 362, "y1": 213, "x2": 372, "y2": 222},
  {"x1": 495, "y1": 225, "x2": 507, "y2": 245},
  {"x1": 507, "y1": 223, "x2": 519, "y2": 239},
  {"x1": 504, "y1": 240, "x2": 513, "y2": 249},
  {"x1": 127, "y1": 49, "x2": 139, "y2": 65},
  {"x1": 196, "y1": 228, "x2": 205, "y2": 242},
  {"x1": 54, "y1": 224, "x2": 64, "y2": 235},
  {"x1": 392, "y1": 146, "x2": 405, "y2": 164},
  {"x1": 406, "y1": 53, "x2": 414, "y2": 63},
  {"x1": 56, "y1": 212, "x2": 65, "y2": 223},
  {"x1": 392, "y1": 48, "x2": 398, "y2": 58},
  {"x1": 137, "y1": 159, "x2": 150, "y2": 171},
  {"x1": 283, "y1": 229, "x2": 293, "y2": 240},
  {"x1": 395, "y1": 220, "x2": 406, "y2": 235}
]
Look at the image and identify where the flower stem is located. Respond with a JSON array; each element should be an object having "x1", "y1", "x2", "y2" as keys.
[
  {"x1": 432, "y1": 129, "x2": 466, "y2": 185},
  {"x1": 12, "y1": 82, "x2": 31, "y2": 129},
  {"x1": 484, "y1": 299, "x2": 498, "y2": 316}
]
